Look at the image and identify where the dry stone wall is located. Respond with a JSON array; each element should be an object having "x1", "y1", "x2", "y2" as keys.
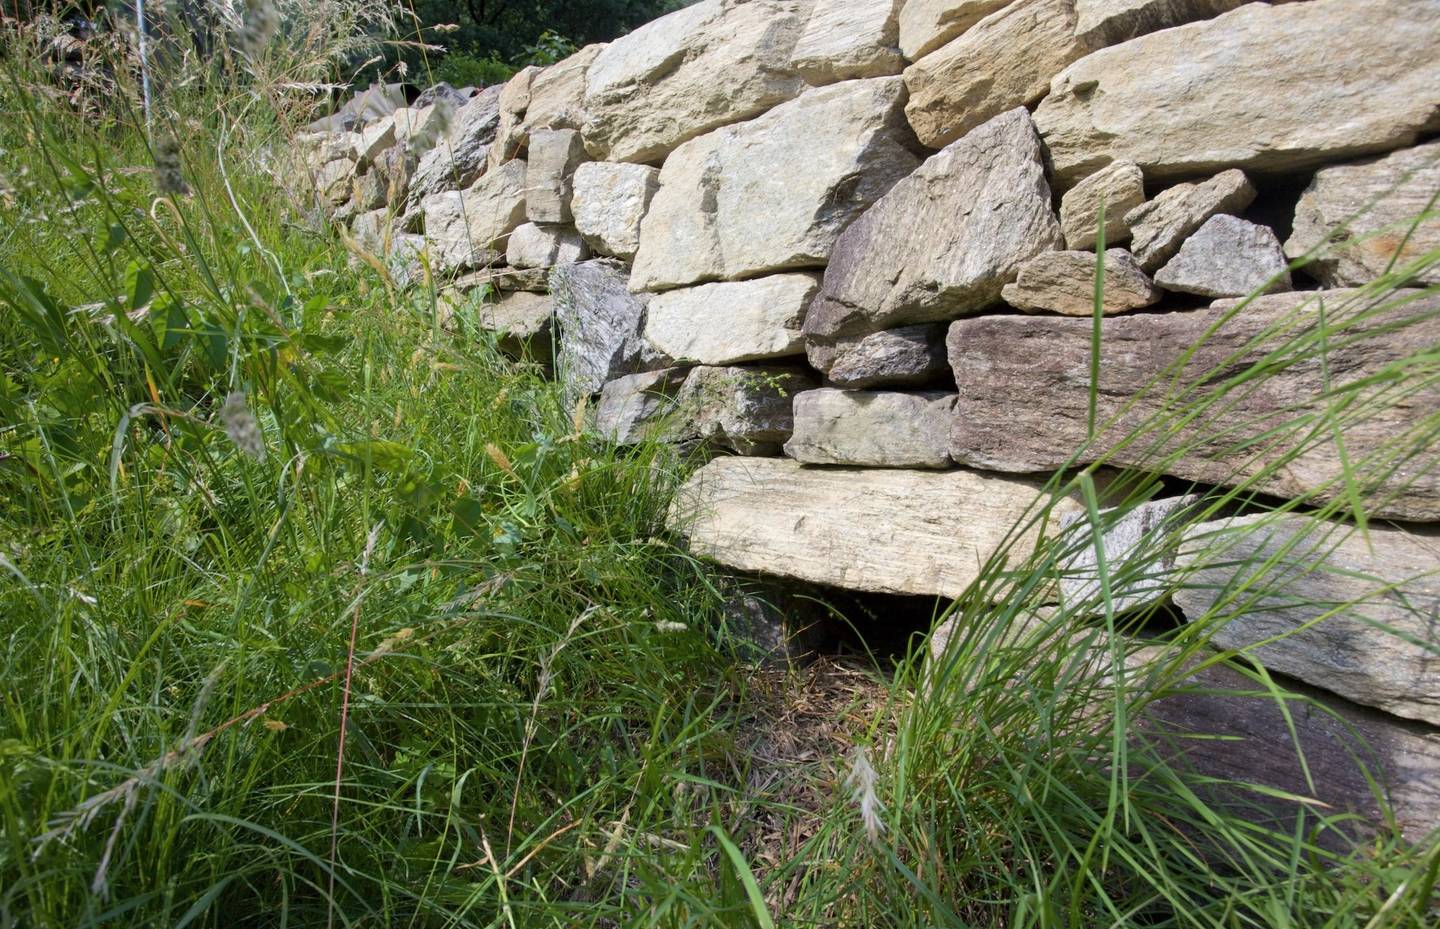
[{"x1": 297, "y1": 0, "x2": 1440, "y2": 842}]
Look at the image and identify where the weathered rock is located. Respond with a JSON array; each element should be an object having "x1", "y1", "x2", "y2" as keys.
[
  {"x1": 1001, "y1": 249, "x2": 1160, "y2": 316},
  {"x1": 1285, "y1": 140, "x2": 1440, "y2": 288},
  {"x1": 643, "y1": 273, "x2": 819, "y2": 365},
  {"x1": 673, "y1": 366, "x2": 815, "y2": 455},
  {"x1": 1035, "y1": 0, "x2": 1440, "y2": 186},
  {"x1": 790, "y1": 0, "x2": 905, "y2": 85},
  {"x1": 526, "y1": 128, "x2": 588, "y2": 224},
  {"x1": 299, "y1": 131, "x2": 360, "y2": 170},
  {"x1": 551, "y1": 259, "x2": 659, "y2": 399},
  {"x1": 1126, "y1": 169, "x2": 1256, "y2": 271},
  {"x1": 630, "y1": 77, "x2": 919, "y2": 291},
  {"x1": 582, "y1": 0, "x2": 810, "y2": 163},
  {"x1": 1061, "y1": 160, "x2": 1146, "y2": 251},
  {"x1": 897, "y1": 0, "x2": 1009, "y2": 61},
  {"x1": 715, "y1": 575, "x2": 831, "y2": 667},
  {"x1": 476, "y1": 290, "x2": 554, "y2": 359},
  {"x1": 811, "y1": 324, "x2": 951, "y2": 388},
  {"x1": 413, "y1": 82, "x2": 469, "y2": 112},
  {"x1": 804, "y1": 107, "x2": 1061, "y2": 342},
  {"x1": 1074, "y1": 0, "x2": 1252, "y2": 45},
  {"x1": 570, "y1": 162, "x2": 660, "y2": 260},
  {"x1": 392, "y1": 105, "x2": 441, "y2": 152},
  {"x1": 1057, "y1": 496, "x2": 1198, "y2": 616},
  {"x1": 947, "y1": 289, "x2": 1440, "y2": 521},
  {"x1": 1174, "y1": 515, "x2": 1440, "y2": 727},
  {"x1": 451, "y1": 266, "x2": 551, "y2": 295},
  {"x1": 421, "y1": 160, "x2": 527, "y2": 272},
  {"x1": 1154, "y1": 215, "x2": 1292, "y2": 298},
  {"x1": 523, "y1": 44, "x2": 605, "y2": 134},
  {"x1": 504, "y1": 222, "x2": 589, "y2": 270},
  {"x1": 374, "y1": 145, "x2": 416, "y2": 211},
  {"x1": 1134, "y1": 657, "x2": 1440, "y2": 846},
  {"x1": 594, "y1": 368, "x2": 691, "y2": 445},
  {"x1": 354, "y1": 116, "x2": 396, "y2": 166},
  {"x1": 902, "y1": 0, "x2": 1096, "y2": 150},
  {"x1": 345, "y1": 168, "x2": 386, "y2": 215},
  {"x1": 670, "y1": 457, "x2": 1079, "y2": 597},
  {"x1": 488, "y1": 66, "x2": 539, "y2": 170},
  {"x1": 314, "y1": 158, "x2": 357, "y2": 207},
  {"x1": 784, "y1": 389, "x2": 955, "y2": 468},
  {"x1": 407, "y1": 85, "x2": 502, "y2": 208}
]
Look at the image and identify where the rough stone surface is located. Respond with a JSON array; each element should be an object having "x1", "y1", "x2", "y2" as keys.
[
  {"x1": 391, "y1": 105, "x2": 441, "y2": 153},
  {"x1": 813, "y1": 324, "x2": 951, "y2": 388},
  {"x1": 450, "y1": 266, "x2": 550, "y2": 296},
  {"x1": 354, "y1": 116, "x2": 396, "y2": 166},
  {"x1": 581, "y1": 0, "x2": 811, "y2": 163},
  {"x1": 1134, "y1": 653, "x2": 1440, "y2": 846},
  {"x1": 898, "y1": 0, "x2": 1009, "y2": 60},
  {"x1": 476, "y1": 290, "x2": 554, "y2": 359},
  {"x1": 1154, "y1": 215, "x2": 1292, "y2": 298},
  {"x1": 1174, "y1": 515, "x2": 1440, "y2": 727},
  {"x1": 672, "y1": 366, "x2": 815, "y2": 455},
  {"x1": 551, "y1": 259, "x2": 663, "y2": 400},
  {"x1": 421, "y1": 160, "x2": 527, "y2": 272},
  {"x1": 526, "y1": 128, "x2": 588, "y2": 224},
  {"x1": 643, "y1": 273, "x2": 819, "y2": 365},
  {"x1": 1061, "y1": 160, "x2": 1146, "y2": 251},
  {"x1": 523, "y1": 44, "x2": 605, "y2": 135},
  {"x1": 504, "y1": 222, "x2": 589, "y2": 270},
  {"x1": 946, "y1": 289, "x2": 1440, "y2": 521},
  {"x1": 374, "y1": 145, "x2": 416, "y2": 213},
  {"x1": 314, "y1": 158, "x2": 357, "y2": 207},
  {"x1": 903, "y1": 0, "x2": 1095, "y2": 150},
  {"x1": 570, "y1": 162, "x2": 660, "y2": 260},
  {"x1": 1001, "y1": 249, "x2": 1160, "y2": 316},
  {"x1": 594, "y1": 368, "x2": 691, "y2": 444},
  {"x1": 488, "y1": 66, "x2": 539, "y2": 170},
  {"x1": 1126, "y1": 169, "x2": 1256, "y2": 271},
  {"x1": 1285, "y1": 140, "x2": 1440, "y2": 289},
  {"x1": 1035, "y1": 0, "x2": 1440, "y2": 186},
  {"x1": 784, "y1": 389, "x2": 955, "y2": 468},
  {"x1": 1074, "y1": 0, "x2": 1251, "y2": 45},
  {"x1": 670, "y1": 457, "x2": 1079, "y2": 597},
  {"x1": 790, "y1": 0, "x2": 905, "y2": 85},
  {"x1": 1057, "y1": 496, "x2": 1198, "y2": 616},
  {"x1": 631, "y1": 77, "x2": 919, "y2": 292},
  {"x1": 407, "y1": 85, "x2": 502, "y2": 208},
  {"x1": 804, "y1": 107, "x2": 1061, "y2": 342}
]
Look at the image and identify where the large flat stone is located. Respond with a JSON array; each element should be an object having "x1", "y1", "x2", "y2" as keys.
[
  {"x1": 570, "y1": 162, "x2": 659, "y2": 260},
  {"x1": 784, "y1": 388, "x2": 955, "y2": 468},
  {"x1": 1056, "y1": 496, "x2": 1198, "y2": 616},
  {"x1": 420, "y1": 159, "x2": 528, "y2": 272},
  {"x1": 946, "y1": 289, "x2": 1440, "y2": 521},
  {"x1": 804, "y1": 107, "x2": 1061, "y2": 342},
  {"x1": 643, "y1": 273, "x2": 819, "y2": 365},
  {"x1": 1035, "y1": 0, "x2": 1440, "y2": 186},
  {"x1": 630, "y1": 77, "x2": 918, "y2": 292},
  {"x1": 1285, "y1": 140, "x2": 1440, "y2": 289},
  {"x1": 902, "y1": 0, "x2": 1096, "y2": 150},
  {"x1": 790, "y1": 0, "x2": 905, "y2": 84},
  {"x1": 522, "y1": 44, "x2": 605, "y2": 135},
  {"x1": 581, "y1": 0, "x2": 811, "y2": 163},
  {"x1": 504, "y1": 222, "x2": 588, "y2": 270},
  {"x1": 897, "y1": 0, "x2": 1009, "y2": 61},
  {"x1": 1001, "y1": 249, "x2": 1160, "y2": 316},
  {"x1": 1174, "y1": 515, "x2": 1440, "y2": 727},
  {"x1": 670, "y1": 457, "x2": 1078, "y2": 597},
  {"x1": 476, "y1": 291, "x2": 554, "y2": 359},
  {"x1": 488, "y1": 66, "x2": 539, "y2": 170}
]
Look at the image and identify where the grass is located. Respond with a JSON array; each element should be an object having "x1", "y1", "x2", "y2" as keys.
[{"x1": 3, "y1": 9, "x2": 1440, "y2": 928}]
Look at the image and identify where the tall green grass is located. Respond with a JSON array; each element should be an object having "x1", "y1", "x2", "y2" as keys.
[{"x1": 2, "y1": 10, "x2": 1439, "y2": 929}]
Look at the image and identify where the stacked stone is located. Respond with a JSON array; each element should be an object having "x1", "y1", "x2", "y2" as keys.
[{"x1": 298, "y1": 0, "x2": 1440, "y2": 840}]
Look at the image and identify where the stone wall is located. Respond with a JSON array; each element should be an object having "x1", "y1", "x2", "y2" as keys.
[{"x1": 297, "y1": 0, "x2": 1440, "y2": 842}]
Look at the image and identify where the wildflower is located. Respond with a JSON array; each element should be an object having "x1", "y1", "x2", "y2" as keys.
[
  {"x1": 843, "y1": 746, "x2": 887, "y2": 844},
  {"x1": 152, "y1": 132, "x2": 188, "y2": 197},
  {"x1": 238, "y1": 0, "x2": 279, "y2": 59},
  {"x1": 219, "y1": 391, "x2": 265, "y2": 460}
]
